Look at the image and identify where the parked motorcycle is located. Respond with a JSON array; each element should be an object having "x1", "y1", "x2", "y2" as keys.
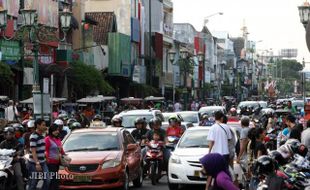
[
  {"x1": 0, "y1": 149, "x2": 15, "y2": 190},
  {"x1": 145, "y1": 141, "x2": 164, "y2": 185}
]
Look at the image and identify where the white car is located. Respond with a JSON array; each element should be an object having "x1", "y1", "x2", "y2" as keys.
[
  {"x1": 168, "y1": 127, "x2": 209, "y2": 189},
  {"x1": 118, "y1": 109, "x2": 164, "y2": 133}
]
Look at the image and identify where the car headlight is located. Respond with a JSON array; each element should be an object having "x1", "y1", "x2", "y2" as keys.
[
  {"x1": 170, "y1": 154, "x2": 181, "y2": 164},
  {"x1": 102, "y1": 159, "x2": 121, "y2": 169}
]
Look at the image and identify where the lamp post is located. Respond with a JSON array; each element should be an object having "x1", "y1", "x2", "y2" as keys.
[
  {"x1": 0, "y1": 8, "x2": 72, "y2": 118},
  {"x1": 198, "y1": 51, "x2": 205, "y2": 100},
  {"x1": 203, "y1": 12, "x2": 223, "y2": 26},
  {"x1": 298, "y1": 2, "x2": 310, "y2": 29},
  {"x1": 237, "y1": 62, "x2": 242, "y2": 101},
  {"x1": 168, "y1": 49, "x2": 176, "y2": 104}
]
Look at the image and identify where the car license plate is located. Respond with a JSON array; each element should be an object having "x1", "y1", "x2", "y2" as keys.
[{"x1": 73, "y1": 175, "x2": 92, "y2": 182}]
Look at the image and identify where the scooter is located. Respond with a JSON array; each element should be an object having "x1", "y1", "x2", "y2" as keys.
[
  {"x1": 145, "y1": 141, "x2": 164, "y2": 185},
  {"x1": 0, "y1": 149, "x2": 15, "y2": 190}
]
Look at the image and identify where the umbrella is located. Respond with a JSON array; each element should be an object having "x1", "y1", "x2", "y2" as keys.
[
  {"x1": 144, "y1": 96, "x2": 165, "y2": 101},
  {"x1": 20, "y1": 97, "x2": 67, "y2": 104}
]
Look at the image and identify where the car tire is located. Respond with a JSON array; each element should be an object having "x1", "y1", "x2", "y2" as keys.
[
  {"x1": 133, "y1": 166, "x2": 143, "y2": 187},
  {"x1": 168, "y1": 182, "x2": 179, "y2": 190},
  {"x1": 150, "y1": 163, "x2": 157, "y2": 185}
]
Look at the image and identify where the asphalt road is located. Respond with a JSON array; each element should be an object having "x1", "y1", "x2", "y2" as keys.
[{"x1": 131, "y1": 176, "x2": 205, "y2": 190}]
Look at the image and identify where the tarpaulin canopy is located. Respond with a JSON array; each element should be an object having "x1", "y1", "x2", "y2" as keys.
[
  {"x1": 20, "y1": 97, "x2": 67, "y2": 104},
  {"x1": 77, "y1": 96, "x2": 116, "y2": 103}
]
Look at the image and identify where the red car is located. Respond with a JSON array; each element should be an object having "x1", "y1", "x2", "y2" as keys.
[{"x1": 59, "y1": 127, "x2": 143, "y2": 189}]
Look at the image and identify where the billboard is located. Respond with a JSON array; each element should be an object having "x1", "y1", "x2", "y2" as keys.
[
  {"x1": 24, "y1": 0, "x2": 59, "y2": 28},
  {"x1": 0, "y1": 0, "x2": 19, "y2": 17},
  {"x1": 280, "y1": 49, "x2": 298, "y2": 58}
]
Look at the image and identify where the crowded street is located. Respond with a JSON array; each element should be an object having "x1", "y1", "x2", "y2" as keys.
[{"x1": 2, "y1": 0, "x2": 310, "y2": 190}]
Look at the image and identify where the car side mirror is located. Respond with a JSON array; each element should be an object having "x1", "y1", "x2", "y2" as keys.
[{"x1": 127, "y1": 144, "x2": 136, "y2": 152}]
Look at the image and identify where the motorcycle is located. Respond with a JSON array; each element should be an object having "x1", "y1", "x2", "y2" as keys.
[
  {"x1": 166, "y1": 136, "x2": 180, "y2": 151},
  {"x1": 145, "y1": 141, "x2": 164, "y2": 185},
  {"x1": 0, "y1": 149, "x2": 15, "y2": 190}
]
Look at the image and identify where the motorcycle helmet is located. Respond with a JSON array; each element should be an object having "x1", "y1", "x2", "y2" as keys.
[
  {"x1": 285, "y1": 139, "x2": 301, "y2": 154},
  {"x1": 201, "y1": 113, "x2": 209, "y2": 120},
  {"x1": 93, "y1": 114, "x2": 102, "y2": 122},
  {"x1": 3, "y1": 126, "x2": 14, "y2": 134},
  {"x1": 54, "y1": 119, "x2": 64, "y2": 126},
  {"x1": 67, "y1": 118, "x2": 77, "y2": 128},
  {"x1": 111, "y1": 115, "x2": 122, "y2": 124},
  {"x1": 252, "y1": 155, "x2": 275, "y2": 176},
  {"x1": 58, "y1": 113, "x2": 69, "y2": 121},
  {"x1": 71, "y1": 122, "x2": 82, "y2": 130},
  {"x1": 134, "y1": 117, "x2": 145, "y2": 125},
  {"x1": 269, "y1": 150, "x2": 287, "y2": 166},
  {"x1": 168, "y1": 115, "x2": 180, "y2": 123},
  {"x1": 149, "y1": 117, "x2": 162, "y2": 127},
  {"x1": 27, "y1": 120, "x2": 35, "y2": 128},
  {"x1": 12, "y1": 123, "x2": 24, "y2": 133}
]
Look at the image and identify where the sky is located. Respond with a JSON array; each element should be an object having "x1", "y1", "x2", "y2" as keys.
[{"x1": 173, "y1": 0, "x2": 309, "y2": 63}]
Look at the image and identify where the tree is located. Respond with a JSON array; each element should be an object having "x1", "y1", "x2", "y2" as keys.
[
  {"x1": 273, "y1": 59, "x2": 303, "y2": 96},
  {"x1": 0, "y1": 61, "x2": 13, "y2": 86},
  {"x1": 70, "y1": 61, "x2": 114, "y2": 98}
]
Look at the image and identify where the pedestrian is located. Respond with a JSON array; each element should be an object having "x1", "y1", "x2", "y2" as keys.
[
  {"x1": 207, "y1": 111, "x2": 232, "y2": 165},
  {"x1": 0, "y1": 126, "x2": 25, "y2": 190},
  {"x1": 24, "y1": 120, "x2": 36, "y2": 154},
  {"x1": 28, "y1": 118, "x2": 50, "y2": 190},
  {"x1": 286, "y1": 114, "x2": 302, "y2": 141},
  {"x1": 200, "y1": 153, "x2": 239, "y2": 190},
  {"x1": 236, "y1": 116, "x2": 251, "y2": 164},
  {"x1": 253, "y1": 128, "x2": 268, "y2": 159},
  {"x1": 284, "y1": 101, "x2": 297, "y2": 115},
  {"x1": 174, "y1": 101, "x2": 182, "y2": 112},
  {"x1": 45, "y1": 124, "x2": 65, "y2": 190},
  {"x1": 5, "y1": 100, "x2": 20, "y2": 122},
  {"x1": 54, "y1": 119, "x2": 68, "y2": 140},
  {"x1": 222, "y1": 115, "x2": 236, "y2": 168},
  {"x1": 301, "y1": 120, "x2": 310, "y2": 155}
]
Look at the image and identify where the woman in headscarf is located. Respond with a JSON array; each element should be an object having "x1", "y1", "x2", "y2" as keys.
[{"x1": 200, "y1": 153, "x2": 239, "y2": 190}]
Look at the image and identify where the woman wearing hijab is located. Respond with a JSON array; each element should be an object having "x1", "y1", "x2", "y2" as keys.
[
  {"x1": 200, "y1": 153, "x2": 239, "y2": 190},
  {"x1": 45, "y1": 124, "x2": 65, "y2": 190}
]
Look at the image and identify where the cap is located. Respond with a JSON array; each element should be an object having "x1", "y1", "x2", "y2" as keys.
[{"x1": 54, "y1": 119, "x2": 64, "y2": 126}]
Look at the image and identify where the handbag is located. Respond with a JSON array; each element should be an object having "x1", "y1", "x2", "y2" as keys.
[{"x1": 60, "y1": 154, "x2": 71, "y2": 167}]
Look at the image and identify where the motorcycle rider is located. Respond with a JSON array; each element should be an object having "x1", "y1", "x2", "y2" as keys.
[
  {"x1": 111, "y1": 115, "x2": 123, "y2": 127},
  {"x1": 23, "y1": 120, "x2": 35, "y2": 154},
  {"x1": 166, "y1": 115, "x2": 183, "y2": 138},
  {"x1": 12, "y1": 123, "x2": 25, "y2": 147},
  {"x1": 285, "y1": 101, "x2": 297, "y2": 115},
  {"x1": 58, "y1": 113, "x2": 71, "y2": 135},
  {"x1": 54, "y1": 119, "x2": 68, "y2": 140},
  {"x1": 199, "y1": 114, "x2": 213, "y2": 126},
  {"x1": 90, "y1": 114, "x2": 106, "y2": 128},
  {"x1": 0, "y1": 126, "x2": 25, "y2": 190},
  {"x1": 70, "y1": 122, "x2": 82, "y2": 131},
  {"x1": 131, "y1": 117, "x2": 149, "y2": 143}
]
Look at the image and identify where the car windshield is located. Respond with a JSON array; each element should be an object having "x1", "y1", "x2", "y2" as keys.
[
  {"x1": 163, "y1": 113, "x2": 175, "y2": 122},
  {"x1": 259, "y1": 102, "x2": 267, "y2": 108},
  {"x1": 122, "y1": 115, "x2": 154, "y2": 128},
  {"x1": 199, "y1": 108, "x2": 223, "y2": 116},
  {"x1": 178, "y1": 112, "x2": 199, "y2": 123},
  {"x1": 63, "y1": 132, "x2": 120, "y2": 152},
  {"x1": 293, "y1": 101, "x2": 304, "y2": 108},
  {"x1": 178, "y1": 130, "x2": 209, "y2": 148},
  {"x1": 237, "y1": 102, "x2": 260, "y2": 109}
]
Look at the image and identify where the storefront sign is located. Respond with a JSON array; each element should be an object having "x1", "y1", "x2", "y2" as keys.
[{"x1": 0, "y1": 40, "x2": 20, "y2": 61}]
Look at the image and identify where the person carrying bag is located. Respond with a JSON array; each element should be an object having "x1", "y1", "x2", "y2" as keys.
[{"x1": 45, "y1": 124, "x2": 71, "y2": 190}]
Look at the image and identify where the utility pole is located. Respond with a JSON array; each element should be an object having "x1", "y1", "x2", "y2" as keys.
[{"x1": 149, "y1": 0, "x2": 152, "y2": 86}]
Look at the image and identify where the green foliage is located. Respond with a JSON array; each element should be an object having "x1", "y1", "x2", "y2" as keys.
[
  {"x1": 70, "y1": 61, "x2": 114, "y2": 97},
  {"x1": 0, "y1": 61, "x2": 14, "y2": 85},
  {"x1": 272, "y1": 59, "x2": 303, "y2": 96}
]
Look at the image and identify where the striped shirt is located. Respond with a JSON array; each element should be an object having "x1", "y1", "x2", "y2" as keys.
[{"x1": 29, "y1": 132, "x2": 46, "y2": 163}]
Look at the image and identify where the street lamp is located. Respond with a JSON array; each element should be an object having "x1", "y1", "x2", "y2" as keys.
[
  {"x1": 168, "y1": 49, "x2": 177, "y2": 104},
  {"x1": 60, "y1": 10, "x2": 72, "y2": 42},
  {"x1": 21, "y1": 9, "x2": 37, "y2": 26},
  {"x1": 203, "y1": 12, "x2": 224, "y2": 26},
  {"x1": 180, "y1": 49, "x2": 188, "y2": 59},
  {"x1": 198, "y1": 51, "x2": 206, "y2": 99},
  {"x1": 298, "y1": 2, "x2": 310, "y2": 29}
]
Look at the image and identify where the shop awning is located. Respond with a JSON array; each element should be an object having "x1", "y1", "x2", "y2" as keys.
[{"x1": 77, "y1": 96, "x2": 116, "y2": 103}]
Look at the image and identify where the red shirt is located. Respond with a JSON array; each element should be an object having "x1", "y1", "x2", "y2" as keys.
[{"x1": 166, "y1": 126, "x2": 183, "y2": 138}]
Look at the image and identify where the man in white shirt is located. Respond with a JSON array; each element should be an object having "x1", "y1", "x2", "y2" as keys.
[
  {"x1": 174, "y1": 101, "x2": 182, "y2": 112},
  {"x1": 5, "y1": 100, "x2": 19, "y2": 122},
  {"x1": 207, "y1": 111, "x2": 232, "y2": 164}
]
